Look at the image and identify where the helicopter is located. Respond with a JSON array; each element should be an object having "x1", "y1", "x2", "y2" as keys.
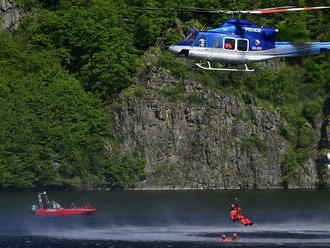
[{"x1": 142, "y1": 6, "x2": 330, "y2": 72}]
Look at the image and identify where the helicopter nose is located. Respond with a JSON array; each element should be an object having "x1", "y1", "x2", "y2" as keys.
[{"x1": 169, "y1": 45, "x2": 181, "y2": 54}]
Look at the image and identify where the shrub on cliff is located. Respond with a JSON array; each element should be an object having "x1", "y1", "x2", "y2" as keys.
[
  {"x1": 303, "y1": 98, "x2": 323, "y2": 121},
  {"x1": 242, "y1": 135, "x2": 268, "y2": 152},
  {"x1": 156, "y1": 52, "x2": 189, "y2": 79},
  {"x1": 283, "y1": 146, "x2": 298, "y2": 182}
]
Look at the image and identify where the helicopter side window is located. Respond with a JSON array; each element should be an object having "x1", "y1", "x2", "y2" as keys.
[
  {"x1": 224, "y1": 38, "x2": 235, "y2": 50},
  {"x1": 194, "y1": 36, "x2": 206, "y2": 47},
  {"x1": 237, "y1": 39, "x2": 248, "y2": 51}
]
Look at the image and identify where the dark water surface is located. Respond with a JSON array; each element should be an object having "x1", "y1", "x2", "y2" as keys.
[{"x1": 1, "y1": 190, "x2": 330, "y2": 247}]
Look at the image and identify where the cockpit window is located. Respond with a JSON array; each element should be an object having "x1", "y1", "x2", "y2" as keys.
[
  {"x1": 194, "y1": 36, "x2": 206, "y2": 47},
  {"x1": 185, "y1": 32, "x2": 197, "y2": 45}
]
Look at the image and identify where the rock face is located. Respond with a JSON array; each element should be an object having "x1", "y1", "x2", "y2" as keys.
[
  {"x1": 112, "y1": 64, "x2": 319, "y2": 190},
  {"x1": 315, "y1": 99, "x2": 330, "y2": 186},
  {"x1": 0, "y1": 0, "x2": 24, "y2": 32}
]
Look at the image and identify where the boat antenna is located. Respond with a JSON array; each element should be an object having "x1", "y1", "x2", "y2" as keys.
[
  {"x1": 235, "y1": 196, "x2": 239, "y2": 205},
  {"x1": 38, "y1": 193, "x2": 44, "y2": 209}
]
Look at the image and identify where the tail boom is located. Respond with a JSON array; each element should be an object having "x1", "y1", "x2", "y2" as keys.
[{"x1": 266, "y1": 42, "x2": 330, "y2": 57}]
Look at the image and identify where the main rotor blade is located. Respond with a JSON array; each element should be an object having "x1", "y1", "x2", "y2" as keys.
[
  {"x1": 136, "y1": 7, "x2": 226, "y2": 14},
  {"x1": 137, "y1": 6, "x2": 330, "y2": 15},
  {"x1": 256, "y1": 6, "x2": 294, "y2": 10},
  {"x1": 245, "y1": 6, "x2": 330, "y2": 14}
]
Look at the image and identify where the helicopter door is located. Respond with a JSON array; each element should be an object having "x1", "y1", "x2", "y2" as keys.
[
  {"x1": 237, "y1": 39, "x2": 249, "y2": 52},
  {"x1": 213, "y1": 37, "x2": 219, "y2": 48}
]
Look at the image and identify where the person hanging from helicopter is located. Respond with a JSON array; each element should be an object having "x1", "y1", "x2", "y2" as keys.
[
  {"x1": 235, "y1": 209, "x2": 253, "y2": 226},
  {"x1": 234, "y1": 207, "x2": 244, "y2": 221},
  {"x1": 229, "y1": 197, "x2": 240, "y2": 221},
  {"x1": 229, "y1": 199, "x2": 253, "y2": 226},
  {"x1": 230, "y1": 204, "x2": 238, "y2": 221},
  {"x1": 240, "y1": 216, "x2": 253, "y2": 226}
]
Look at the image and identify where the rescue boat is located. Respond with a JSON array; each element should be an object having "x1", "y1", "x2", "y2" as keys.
[
  {"x1": 33, "y1": 208, "x2": 96, "y2": 216},
  {"x1": 31, "y1": 192, "x2": 96, "y2": 216}
]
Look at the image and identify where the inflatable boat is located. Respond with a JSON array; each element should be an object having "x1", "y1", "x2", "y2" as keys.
[
  {"x1": 32, "y1": 192, "x2": 96, "y2": 216},
  {"x1": 33, "y1": 207, "x2": 96, "y2": 216}
]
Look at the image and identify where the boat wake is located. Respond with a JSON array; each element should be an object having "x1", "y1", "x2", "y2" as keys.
[
  {"x1": 3, "y1": 218, "x2": 330, "y2": 245},
  {"x1": 2, "y1": 223, "x2": 330, "y2": 248}
]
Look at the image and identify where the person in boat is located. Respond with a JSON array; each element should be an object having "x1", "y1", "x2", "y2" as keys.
[
  {"x1": 71, "y1": 202, "x2": 76, "y2": 209},
  {"x1": 51, "y1": 200, "x2": 61, "y2": 209},
  {"x1": 45, "y1": 200, "x2": 52, "y2": 209},
  {"x1": 85, "y1": 203, "x2": 92, "y2": 209}
]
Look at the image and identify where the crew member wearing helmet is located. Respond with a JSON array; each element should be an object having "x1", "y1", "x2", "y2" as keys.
[
  {"x1": 241, "y1": 217, "x2": 253, "y2": 226},
  {"x1": 229, "y1": 204, "x2": 253, "y2": 226},
  {"x1": 235, "y1": 207, "x2": 244, "y2": 221},
  {"x1": 230, "y1": 204, "x2": 238, "y2": 221}
]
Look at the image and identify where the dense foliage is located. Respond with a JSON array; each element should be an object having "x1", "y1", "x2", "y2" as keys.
[
  {"x1": 0, "y1": 0, "x2": 329, "y2": 189},
  {"x1": 0, "y1": 25, "x2": 145, "y2": 190}
]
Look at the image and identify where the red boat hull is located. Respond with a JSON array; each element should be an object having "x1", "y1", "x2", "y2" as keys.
[{"x1": 34, "y1": 208, "x2": 96, "y2": 216}]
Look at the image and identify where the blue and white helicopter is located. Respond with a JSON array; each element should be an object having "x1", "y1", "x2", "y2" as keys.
[{"x1": 145, "y1": 6, "x2": 330, "y2": 72}]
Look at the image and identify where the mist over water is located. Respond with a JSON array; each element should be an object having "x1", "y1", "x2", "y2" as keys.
[{"x1": 1, "y1": 190, "x2": 330, "y2": 247}]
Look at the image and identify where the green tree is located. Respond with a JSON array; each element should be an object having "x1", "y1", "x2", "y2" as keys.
[
  {"x1": 29, "y1": 0, "x2": 139, "y2": 98},
  {"x1": 102, "y1": 153, "x2": 146, "y2": 189}
]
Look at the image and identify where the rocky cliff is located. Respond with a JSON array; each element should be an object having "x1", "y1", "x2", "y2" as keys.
[
  {"x1": 0, "y1": 1, "x2": 326, "y2": 190},
  {"x1": 112, "y1": 59, "x2": 320, "y2": 190},
  {"x1": 315, "y1": 99, "x2": 330, "y2": 186},
  {"x1": 0, "y1": 0, "x2": 24, "y2": 32}
]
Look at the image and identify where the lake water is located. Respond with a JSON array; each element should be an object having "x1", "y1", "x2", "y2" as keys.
[{"x1": 1, "y1": 190, "x2": 330, "y2": 247}]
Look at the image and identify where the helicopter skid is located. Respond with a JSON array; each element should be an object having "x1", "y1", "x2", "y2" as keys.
[{"x1": 196, "y1": 61, "x2": 255, "y2": 72}]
